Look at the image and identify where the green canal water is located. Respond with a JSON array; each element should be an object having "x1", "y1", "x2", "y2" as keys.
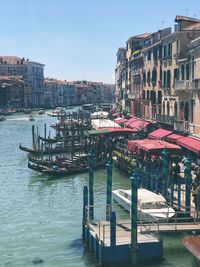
[{"x1": 0, "y1": 112, "x2": 198, "y2": 267}]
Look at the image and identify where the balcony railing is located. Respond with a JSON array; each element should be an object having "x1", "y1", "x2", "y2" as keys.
[
  {"x1": 174, "y1": 80, "x2": 192, "y2": 91},
  {"x1": 174, "y1": 119, "x2": 189, "y2": 133},
  {"x1": 156, "y1": 114, "x2": 174, "y2": 125}
]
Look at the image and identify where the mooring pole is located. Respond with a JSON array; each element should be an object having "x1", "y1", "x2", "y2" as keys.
[
  {"x1": 155, "y1": 167, "x2": 159, "y2": 193},
  {"x1": 130, "y1": 172, "x2": 138, "y2": 265},
  {"x1": 177, "y1": 177, "x2": 181, "y2": 211},
  {"x1": 32, "y1": 125, "x2": 35, "y2": 149},
  {"x1": 145, "y1": 161, "x2": 149, "y2": 190},
  {"x1": 184, "y1": 158, "x2": 192, "y2": 218},
  {"x1": 88, "y1": 152, "x2": 94, "y2": 221},
  {"x1": 150, "y1": 159, "x2": 154, "y2": 191},
  {"x1": 82, "y1": 186, "x2": 88, "y2": 241},
  {"x1": 110, "y1": 211, "x2": 116, "y2": 247},
  {"x1": 170, "y1": 176, "x2": 174, "y2": 208},
  {"x1": 162, "y1": 149, "x2": 169, "y2": 198},
  {"x1": 106, "y1": 160, "x2": 113, "y2": 221}
]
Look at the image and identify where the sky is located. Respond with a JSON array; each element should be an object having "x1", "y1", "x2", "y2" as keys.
[{"x1": 0, "y1": 0, "x2": 200, "y2": 83}]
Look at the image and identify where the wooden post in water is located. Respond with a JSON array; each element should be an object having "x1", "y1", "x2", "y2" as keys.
[
  {"x1": 88, "y1": 152, "x2": 94, "y2": 221},
  {"x1": 110, "y1": 211, "x2": 116, "y2": 247},
  {"x1": 177, "y1": 177, "x2": 181, "y2": 211},
  {"x1": 32, "y1": 125, "x2": 35, "y2": 149},
  {"x1": 82, "y1": 186, "x2": 88, "y2": 242},
  {"x1": 130, "y1": 172, "x2": 138, "y2": 265},
  {"x1": 184, "y1": 158, "x2": 192, "y2": 217},
  {"x1": 150, "y1": 159, "x2": 154, "y2": 191},
  {"x1": 162, "y1": 148, "x2": 169, "y2": 198},
  {"x1": 170, "y1": 175, "x2": 174, "y2": 207},
  {"x1": 155, "y1": 167, "x2": 159, "y2": 193},
  {"x1": 106, "y1": 160, "x2": 112, "y2": 221}
]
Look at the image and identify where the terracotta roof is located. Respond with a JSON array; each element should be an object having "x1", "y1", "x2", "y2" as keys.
[
  {"x1": 175, "y1": 15, "x2": 200, "y2": 23},
  {"x1": 0, "y1": 56, "x2": 44, "y2": 66},
  {"x1": 127, "y1": 33, "x2": 151, "y2": 42},
  {"x1": 183, "y1": 22, "x2": 200, "y2": 31}
]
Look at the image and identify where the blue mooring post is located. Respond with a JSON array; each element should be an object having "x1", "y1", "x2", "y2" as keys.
[
  {"x1": 177, "y1": 177, "x2": 181, "y2": 211},
  {"x1": 184, "y1": 158, "x2": 192, "y2": 218},
  {"x1": 106, "y1": 160, "x2": 113, "y2": 221},
  {"x1": 110, "y1": 211, "x2": 116, "y2": 247},
  {"x1": 130, "y1": 173, "x2": 138, "y2": 265},
  {"x1": 170, "y1": 176, "x2": 174, "y2": 208},
  {"x1": 88, "y1": 152, "x2": 94, "y2": 221},
  {"x1": 162, "y1": 149, "x2": 169, "y2": 198},
  {"x1": 155, "y1": 168, "x2": 159, "y2": 193},
  {"x1": 150, "y1": 160, "x2": 154, "y2": 191},
  {"x1": 145, "y1": 161, "x2": 149, "y2": 190},
  {"x1": 82, "y1": 186, "x2": 88, "y2": 241}
]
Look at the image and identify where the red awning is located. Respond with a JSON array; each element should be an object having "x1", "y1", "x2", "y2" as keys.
[
  {"x1": 177, "y1": 136, "x2": 200, "y2": 154},
  {"x1": 127, "y1": 138, "x2": 182, "y2": 155},
  {"x1": 114, "y1": 117, "x2": 128, "y2": 123},
  {"x1": 166, "y1": 134, "x2": 186, "y2": 143},
  {"x1": 148, "y1": 128, "x2": 173, "y2": 140},
  {"x1": 112, "y1": 112, "x2": 120, "y2": 117},
  {"x1": 125, "y1": 117, "x2": 138, "y2": 126},
  {"x1": 129, "y1": 120, "x2": 150, "y2": 130}
]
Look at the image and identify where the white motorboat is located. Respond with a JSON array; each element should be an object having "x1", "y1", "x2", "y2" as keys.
[
  {"x1": 112, "y1": 188, "x2": 175, "y2": 222},
  {"x1": 47, "y1": 107, "x2": 66, "y2": 117}
]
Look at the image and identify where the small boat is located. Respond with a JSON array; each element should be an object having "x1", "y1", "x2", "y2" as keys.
[
  {"x1": 47, "y1": 107, "x2": 66, "y2": 117},
  {"x1": 112, "y1": 188, "x2": 175, "y2": 222},
  {"x1": 183, "y1": 235, "x2": 200, "y2": 264},
  {"x1": 38, "y1": 109, "x2": 45, "y2": 115},
  {"x1": 0, "y1": 116, "x2": 6, "y2": 121},
  {"x1": 28, "y1": 115, "x2": 35, "y2": 121}
]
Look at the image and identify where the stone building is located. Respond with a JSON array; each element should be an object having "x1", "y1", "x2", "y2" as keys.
[
  {"x1": 115, "y1": 15, "x2": 200, "y2": 137},
  {"x1": 0, "y1": 56, "x2": 45, "y2": 107}
]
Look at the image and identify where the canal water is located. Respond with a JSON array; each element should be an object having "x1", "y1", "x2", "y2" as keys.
[{"x1": 0, "y1": 112, "x2": 197, "y2": 267}]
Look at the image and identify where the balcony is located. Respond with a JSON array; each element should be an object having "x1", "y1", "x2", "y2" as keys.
[
  {"x1": 174, "y1": 52, "x2": 189, "y2": 62},
  {"x1": 174, "y1": 119, "x2": 189, "y2": 133},
  {"x1": 156, "y1": 114, "x2": 174, "y2": 125},
  {"x1": 174, "y1": 80, "x2": 192, "y2": 91}
]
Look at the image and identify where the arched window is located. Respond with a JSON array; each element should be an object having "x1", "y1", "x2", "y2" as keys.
[
  {"x1": 180, "y1": 101, "x2": 184, "y2": 120},
  {"x1": 143, "y1": 71, "x2": 146, "y2": 86},
  {"x1": 163, "y1": 71, "x2": 166, "y2": 87},
  {"x1": 147, "y1": 70, "x2": 151, "y2": 86},
  {"x1": 167, "y1": 101, "x2": 170, "y2": 116},
  {"x1": 167, "y1": 70, "x2": 171, "y2": 88},
  {"x1": 184, "y1": 101, "x2": 189, "y2": 121},
  {"x1": 181, "y1": 64, "x2": 185, "y2": 80},
  {"x1": 162, "y1": 101, "x2": 165, "y2": 115},
  {"x1": 152, "y1": 68, "x2": 157, "y2": 85},
  {"x1": 174, "y1": 101, "x2": 178, "y2": 117},
  {"x1": 186, "y1": 63, "x2": 190, "y2": 80}
]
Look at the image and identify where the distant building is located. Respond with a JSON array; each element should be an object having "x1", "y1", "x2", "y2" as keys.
[{"x1": 0, "y1": 56, "x2": 45, "y2": 107}]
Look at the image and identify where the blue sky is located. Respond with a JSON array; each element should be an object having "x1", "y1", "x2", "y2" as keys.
[{"x1": 1, "y1": 0, "x2": 200, "y2": 83}]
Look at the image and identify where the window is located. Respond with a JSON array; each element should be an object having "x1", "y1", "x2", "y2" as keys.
[
  {"x1": 147, "y1": 70, "x2": 151, "y2": 86},
  {"x1": 181, "y1": 65, "x2": 185, "y2": 80},
  {"x1": 159, "y1": 45, "x2": 162, "y2": 59},
  {"x1": 164, "y1": 45, "x2": 167, "y2": 59},
  {"x1": 147, "y1": 50, "x2": 151, "y2": 61},
  {"x1": 186, "y1": 63, "x2": 190, "y2": 80}
]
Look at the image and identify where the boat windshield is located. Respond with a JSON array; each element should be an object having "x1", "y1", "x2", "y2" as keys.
[{"x1": 141, "y1": 201, "x2": 168, "y2": 209}]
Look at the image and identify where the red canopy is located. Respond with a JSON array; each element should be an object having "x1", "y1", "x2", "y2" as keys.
[
  {"x1": 114, "y1": 117, "x2": 128, "y2": 124},
  {"x1": 125, "y1": 117, "x2": 150, "y2": 130},
  {"x1": 148, "y1": 128, "x2": 172, "y2": 140},
  {"x1": 112, "y1": 112, "x2": 120, "y2": 117},
  {"x1": 166, "y1": 134, "x2": 186, "y2": 143},
  {"x1": 127, "y1": 138, "x2": 182, "y2": 155},
  {"x1": 177, "y1": 136, "x2": 200, "y2": 154}
]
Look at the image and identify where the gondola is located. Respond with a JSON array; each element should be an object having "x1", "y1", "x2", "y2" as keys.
[
  {"x1": 183, "y1": 235, "x2": 200, "y2": 264},
  {"x1": 28, "y1": 157, "x2": 106, "y2": 176},
  {"x1": 19, "y1": 143, "x2": 81, "y2": 155}
]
